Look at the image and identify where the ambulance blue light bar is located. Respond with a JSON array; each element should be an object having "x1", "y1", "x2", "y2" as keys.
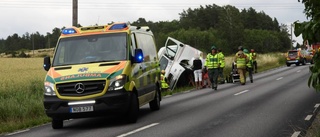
[
  {"x1": 109, "y1": 23, "x2": 128, "y2": 30},
  {"x1": 62, "y1": 28, "x2": 77, "y2": 34}
]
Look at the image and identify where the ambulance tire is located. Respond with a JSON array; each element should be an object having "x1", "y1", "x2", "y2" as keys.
[
  {"x1": 52, "y1": 119, "x2": 63, "y2": 129},
  {"x1": 149, "y1": 85, "x2": 161, "y2": 111},
  {"x1": 126, "y1": 93, "x2": 139, "y2": 123}
]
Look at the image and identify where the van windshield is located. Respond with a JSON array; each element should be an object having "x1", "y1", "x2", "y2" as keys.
[
  {"x1": 52, "y1": 33, "x2": 127, "y2": 66},
  {"x1": 288, "y1": 51, "x2": 298, "y2": 57}
]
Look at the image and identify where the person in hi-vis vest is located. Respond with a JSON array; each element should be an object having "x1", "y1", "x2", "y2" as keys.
[
  {"x1": 234, "y1": 46, "x2": 249, "y2": 85},
  {"x1": 160, "y1": 70, "x2": 169, "y2": 91},
  {"x1": 205, "y1": 45, "x2": 220, "y2": 90},
  {"x1": 250, "y1": 49, "x2": 257, "y2": 73},
  {"x1": 244, "y1": 49, "x2": 253, "y2": 83}
]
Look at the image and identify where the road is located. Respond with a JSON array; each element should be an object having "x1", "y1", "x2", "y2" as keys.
[{"x1": 4, "y1": 65, "x2": 320, "y2": 137}]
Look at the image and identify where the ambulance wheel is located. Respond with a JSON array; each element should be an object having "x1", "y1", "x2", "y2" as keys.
[
  {"x1": 126, "y1": 93, "x2": 139, "y2": 123},
  {"x1": 149, "y1": 85, "x2": 161, "y2": 111},
  {"x1": 52, "y1": 119, "x2": 63, "y2": 129}
]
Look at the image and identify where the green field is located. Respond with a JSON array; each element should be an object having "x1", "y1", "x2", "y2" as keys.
[
  {"x1": 0, "y1": 58, "x2": 50, "y2": 134},
  {"x1": 0, "y1": 53, "x2": 286, "y2": 134}
]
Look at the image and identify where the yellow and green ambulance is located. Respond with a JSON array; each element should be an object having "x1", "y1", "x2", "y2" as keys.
[{"x1": 43, "y1": 22, "x2": 161, "y2": 129}]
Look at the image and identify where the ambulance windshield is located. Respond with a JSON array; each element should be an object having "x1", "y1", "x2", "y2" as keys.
[{"x1": 52, "y1": 33, "x2": 127, "y2": 66}]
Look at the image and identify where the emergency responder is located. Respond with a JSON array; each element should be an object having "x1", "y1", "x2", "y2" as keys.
[
  {"x1": 250, "y1": 49, "x2": 258, "y2": 73},
  {"x1": 160, "y1": 70, "x2": 170, "y2": 91},
  {"x1": 244, "y1": 49, "x2": 253, "y2": 83},
  {"x1": 217, "y1": 49, "x2": 225, "y2": 84},
  {"x1": 205, "y1": 45, "x2": 220, "y2": 90},
  {"x1": 234, "y1": 46, "x2": 249, "y2": 85}
]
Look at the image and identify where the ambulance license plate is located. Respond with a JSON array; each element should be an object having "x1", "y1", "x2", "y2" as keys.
[{"x1": 70, "y1": 106, "x2": 93, "y2": 113}]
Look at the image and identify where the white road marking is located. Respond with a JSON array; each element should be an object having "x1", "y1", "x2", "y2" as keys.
[
  {"x1": 164, "y1": 95, "x2": 172, "y2": 98},
  {"x1": 6, "y1": 129, "x2": 30, "y2": 136},
  {"x1": 117, "y1": 123, "x2": 159, "y2": 137},
  {"x1": 297, "y1": 70, "x2": 301, "y2": 73},
  {"x1": 305, "y1": 115, "x2": 313, "y2": 121},
  {"x1": 184, "y1": 90, "x2": 191, "y2": 93},
  {"x1": 291, "y1": 131, "x2": 301, "y2": 137},
  {"x1": 276, "y1": 77, "x2": 283, "y2": 80},
  {"x1": 314, "y1": 103, "x2": 320, "y2": 108},
  {"x1": 234, "y1": 90, "x2": 249, "y2": 96}
]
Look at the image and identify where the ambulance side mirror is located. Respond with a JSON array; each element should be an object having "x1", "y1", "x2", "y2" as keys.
[
  {"x1": 43, "y1": 56, "x2": 51, "y2": 71},
  {"x1": 133, "y1": 49, "x2": 144, "y2": 63}
]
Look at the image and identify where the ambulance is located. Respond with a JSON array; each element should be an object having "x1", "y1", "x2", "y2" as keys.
[{"x1": 43, "y1": 22, "x2": 161, "y2": 129}]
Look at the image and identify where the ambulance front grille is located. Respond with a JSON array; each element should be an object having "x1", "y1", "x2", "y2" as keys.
[{"x1": 56, "y1": 80, "x2": 106, "y2": 96}]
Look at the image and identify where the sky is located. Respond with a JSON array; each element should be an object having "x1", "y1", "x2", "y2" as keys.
[{"x1": 0, "y1": 0, "x2": 308, "y2": 45}]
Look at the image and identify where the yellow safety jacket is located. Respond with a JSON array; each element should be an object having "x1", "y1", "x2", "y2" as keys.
[
  {"x1": 250, "y1": 52, "x2": 257, "y2": 61},
  {"x1": 235, "y1": 51, "x2": 248, "y2": 69},
  {"x1": 218, "y1": 52, "x2": 225, "y2": 68},
  {"x1": 245, "y1": 53, "x2": 253, "y2": 68},
  {"x1": 205, "y1": 53, "x2": 219, "y2": 69},
  {"x1": 161, "y1": 74, "x2": 169, "y2": 89}
]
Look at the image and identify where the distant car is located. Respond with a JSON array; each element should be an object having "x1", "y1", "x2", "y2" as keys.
[{"x1": 285, "y1": 50, "x2": 314, "y2": 67}]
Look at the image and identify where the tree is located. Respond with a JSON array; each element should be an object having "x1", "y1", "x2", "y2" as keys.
[
  {"x1": 217, "y1": 5, "x2": 244, "y2": 53},
  {"x1": 294, "y1": 0, "x2": 320, "y2": 92}
]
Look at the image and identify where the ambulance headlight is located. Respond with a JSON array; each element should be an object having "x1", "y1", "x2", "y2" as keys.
[
  {"x1": 44, "y1": 82, "x2": 56, "y2": 96},
  {"x1": 108, "y1": 74, "x2": 127, "y2": 91}
]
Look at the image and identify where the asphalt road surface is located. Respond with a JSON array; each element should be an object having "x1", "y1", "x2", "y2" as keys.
[{"x1": 4, "y1": 65, "x2": 320, "y2": 137}]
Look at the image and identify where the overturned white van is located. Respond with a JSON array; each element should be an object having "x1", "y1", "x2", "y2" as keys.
[{"x1": 158, "y1": 37, "x2": 203, "y2": 90}]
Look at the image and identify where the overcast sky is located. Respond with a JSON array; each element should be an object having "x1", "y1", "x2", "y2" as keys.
[{"x1": 0, "y1": 0, "x2": 308, "y2": 44}]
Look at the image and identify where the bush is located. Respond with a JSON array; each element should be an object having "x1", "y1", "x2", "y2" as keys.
[{"x1": 18, "y1": 51, "x2": 30, "y2": 58}]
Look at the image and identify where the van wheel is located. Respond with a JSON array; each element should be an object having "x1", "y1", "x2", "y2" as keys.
[
  {"x1": 149, "y1": 86, "x2": 161, "y2": 111},
  {"x1": 52, "y1": 119, "x2": 63, "y2": 129},
  {"x1": 126, "y1": 93, "x2": 139, "y2": 123}
]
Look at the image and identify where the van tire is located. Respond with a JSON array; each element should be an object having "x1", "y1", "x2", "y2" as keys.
[
  {"x1": 149, "y1": 86, "x2": 161, "y2": 111},
  {"x1": 302, "y1": 59, "x2": 306, "y2": 65},
  {"x1": 52, "y1": 119, "x2": 63, "y2": 129},
  {"x1": 126, "y1": 93, "x2": 138, "y2": 123}
]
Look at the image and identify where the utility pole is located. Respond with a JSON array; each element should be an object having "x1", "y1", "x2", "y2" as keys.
[
  {"x1": 291, "y1": 23, "x2": 293, "y2": 49},
  {"x1": 48, "y1": 36, "x2": 50, "y2": 49},
  {"x1": 72, "y1": 0, "x2": 78, "y2": 27},
  {"x1": 32, "y1": 34, "x2": 34, "y2": 56}
]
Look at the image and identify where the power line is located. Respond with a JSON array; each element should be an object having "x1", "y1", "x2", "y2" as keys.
[{"x1": 0, "y1": 1, "x2": 304, "y2": 9}]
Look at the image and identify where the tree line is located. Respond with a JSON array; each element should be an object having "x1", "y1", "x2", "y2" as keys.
[{"x1": 0, "y1": 4, "x2": 293, "y2": 56}]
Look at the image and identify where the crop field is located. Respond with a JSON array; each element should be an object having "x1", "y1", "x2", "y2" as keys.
[{"x1": 0, "y1": 58, "x2": 50, "y2": 134}]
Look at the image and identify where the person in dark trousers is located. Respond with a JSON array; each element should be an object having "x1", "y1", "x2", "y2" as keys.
[
  {"x1": 205, "y1": 45, "x2": 220, "y2": 90},
  {"x1": 250, "y1": 49, "x2": 258, "y2": 73},
  {"x1": 244, "y1": 49, "x2": 253, "y2": 83},
  {"x1": 192, "y1": 56, "x2": 203, "y2": 89}
]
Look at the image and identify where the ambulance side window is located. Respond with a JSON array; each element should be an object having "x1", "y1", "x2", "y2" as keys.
[
  {"x1": 130, "y1": 33, "x2": 137, "y2": 57},
  {"x1": 135, "y1": 33, "x2": 157, "y2": 62}
]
